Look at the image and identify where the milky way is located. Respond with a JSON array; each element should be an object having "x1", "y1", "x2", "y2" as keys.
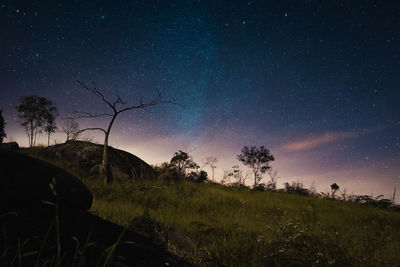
[{"x1": 1, "y1": 1, "x2": 399, "y2": 200}]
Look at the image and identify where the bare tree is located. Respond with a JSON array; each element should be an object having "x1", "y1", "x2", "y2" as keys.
[
  {"x1": 230, "y1": 165, "x2": 248, "y2": 186},
  {"x1": 61, "y1": 117, "x2": 80, "y2": 142},
  {"x1": 266, "y1": 169, "x2": 279, "y2": 191},
  {"x1": 75, "y1": 81, "x2": 175, "y2": 184},
  {"x1": 203, "y1": 156, "x2": 217, "y2": 181}
]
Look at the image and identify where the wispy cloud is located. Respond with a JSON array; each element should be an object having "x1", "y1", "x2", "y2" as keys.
[{"x1": 282, "y1": 131, "x2": 358, "y2": 152}]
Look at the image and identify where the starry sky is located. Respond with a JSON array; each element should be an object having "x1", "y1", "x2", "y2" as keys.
[{"x1": 1, "y1": 0, "x2": 399, "y2": 200}]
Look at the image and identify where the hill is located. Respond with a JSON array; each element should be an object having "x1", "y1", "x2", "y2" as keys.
[
  {"x1": 12, "y1": 143, "x2": 400, "y2": 266},
  {"x1": 23, "y1": 140, "x2": 156, "y2": 181},
  {"x1": 86, "y1": 179, "x2": 400, "y2": 266}
]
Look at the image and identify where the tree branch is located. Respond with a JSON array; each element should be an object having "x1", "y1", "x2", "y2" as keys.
[
  {"x1": 78, "y1": 127, "x2": 107, "y2": 134},
  {"x1": 73, "y1": 109, "x2": 113, "y2": 119},
  {"x1": 77, "y1": 80, "x2": 116, "y2": 111}
]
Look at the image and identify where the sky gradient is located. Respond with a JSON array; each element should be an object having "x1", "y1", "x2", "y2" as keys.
[{"x1": 1, "y1": 1, "x2": 399, "y2": 201}]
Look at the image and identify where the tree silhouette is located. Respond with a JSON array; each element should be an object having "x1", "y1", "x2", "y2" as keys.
[
  {"x1": 44, "y1": 110, "x2": 58, "y2": 146},
  {"x1": 0, "y1": 109, "x2": 6, "y2": 143},
  {"x1": 331, "y1": 183, "x2": 339, "y2": 199},
  {"x1": 170, "y1": 150, "x2": 199, "y2": 178},
  {"x1": 237, "y1": 146, "x2": 275, "y2": 187},
  {"x1": 75, "y1": 81, "x2": 175, "y2": 184},
  {"x1": 16, "y1": 96, "x2": 58, "y2": 147}
]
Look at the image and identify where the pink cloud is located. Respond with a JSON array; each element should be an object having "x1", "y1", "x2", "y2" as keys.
[{"x1": 282, "y1": 131, "x2": 358, "y2": 152}]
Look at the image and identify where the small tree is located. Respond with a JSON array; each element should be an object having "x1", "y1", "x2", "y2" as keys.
[
  {"x1": 331, "y1": 183, "x2": 339, "y2": 199},
  {"x1": 237, "y1": 146, "x2": 275, "y2": 187},
  {"x1": 203, "y1": 156, "x2": 217, "y2": 181},
  {"x1": 170, "y1": 150, "x2": 199, "y2": 178},
  {"x1": 16, "y1": 95, "x2": 58, "y2": 147},
  {"x1": 0, "y1": 109, "x2": 6, "y2": 143},
  {"x1": 44, "y1": 110, "x2": 58, "y2": 146},
  {"x1": 61, "y1": 117, "x2": 80, "y2": 142}
]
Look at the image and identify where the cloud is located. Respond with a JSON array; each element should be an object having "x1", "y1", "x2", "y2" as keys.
[{"x1": 282, "y1": 131, "x2": 358, "y2": 152}]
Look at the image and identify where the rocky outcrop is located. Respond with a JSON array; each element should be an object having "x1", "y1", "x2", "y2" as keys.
[
  {"x1": 0, "y1": 148, "x2": 93, "y2": 211},
  {"x1": 0, "y1": 141, "x2": 19, "y2": 151},
  {"x1": 25, "y1": 140, "x2": 156, "y2": 181}
]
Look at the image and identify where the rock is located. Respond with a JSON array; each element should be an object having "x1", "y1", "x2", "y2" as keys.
[
  {"x1": 25, "y1": 140, "x2": 156, "y2": 181},
  {"x1": 0, "y1": 149, "x2": 188, "y2": 266},
  {"x1": 0, "y1": 141, "x2": 19, "y2": 151},
  {"x1": 0, "y1": 149, "x2": 93, "y2": 211},
  {"x1": 129, "y1": 215, "x2": 197, "y2": 260},
  {"x1": 1, "y1": 206, "x2": 189, "y2": 266}
]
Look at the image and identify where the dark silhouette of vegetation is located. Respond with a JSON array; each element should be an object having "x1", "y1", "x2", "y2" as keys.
[
  {"x1": 170, "y1": 150, "x2": 199, "y2": 178},
  {"x1": 74, "y1": 81, "x2": 175, "y2": 184},
  {"x1": 331, "y1": 183, "x2": 339, "y2": 199},
  {"x1": 16, "y1": 95, "x2": 58, "y2": 147},
  {"x1": 61, "y1": 117, "x2": 80, "y2": 142},
  {"x1": 44, "y1": 110, "x2": 58, "y2": 146},
  {"x1": 187, "y1": 170, "x2": 208, "y2": 183},
  {"x1": 153, "y1": 153, "x2": 208, "y2": 183},
  {"x1": 0, "y1": 109, "x2": 6, "y2": 143},
  {"x1": 237, "y1": 146, "x2": 275, "y2": 187},
  {"x1": 283, "y1": 181, "x2": 310, "y2": 196}
]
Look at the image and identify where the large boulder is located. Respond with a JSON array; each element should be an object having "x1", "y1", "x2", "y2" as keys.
[
  {"x1": 0, "y1": 141, "x2": 19, "y2": 151},
  {"x1": 25, "y1": 140, "x2": 156, "y2": 181},
  {"x1": 0, "y1": 149, "x2": 93, "y2": 211}
]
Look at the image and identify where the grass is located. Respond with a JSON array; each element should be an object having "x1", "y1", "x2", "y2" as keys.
[
  {"x1": 83, "y1": 178, "x2": 400, "y2": 266},
  {"x1": 18, "y1": 150, "x2": 400, "y2": 266}
]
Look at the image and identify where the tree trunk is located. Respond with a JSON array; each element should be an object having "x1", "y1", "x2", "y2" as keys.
[
  {"x1": 47, "y1": 133, "x2": 50, "y2": 146},
  {"x1": 30, "y1": 127, "x2": 34, "y2": 147},
  {"x1": 102, "y1": 132, "x2": 114, "y2": 184}
]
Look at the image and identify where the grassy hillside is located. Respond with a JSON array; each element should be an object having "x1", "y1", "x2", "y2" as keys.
[
  {"x1": 24, "y1": 148, "x2": 400, "y2": 266},
  {"x1": 84, "y1": 178, "x2": 400, "y2": 266}
]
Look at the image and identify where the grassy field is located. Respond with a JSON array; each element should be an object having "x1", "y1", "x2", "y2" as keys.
[
  {"x1": 83, "y1": 178, "x2": 400, "y2": 266},
  {"x1": 21, "y1": 149, "x2": 400, "y2": 266}
]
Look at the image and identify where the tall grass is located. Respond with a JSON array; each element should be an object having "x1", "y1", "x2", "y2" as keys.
[{"x1": 84, "y1": 178, "x2": 400, "y2": 266}]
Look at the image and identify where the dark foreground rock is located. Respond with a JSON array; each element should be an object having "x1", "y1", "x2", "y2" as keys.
[
  {"x1": 25, "y1": 140, "x2": 156, "y2": 181},
  {"x1": 0, "y1": 148, "x2": 92, "y2": 211},
  {"x1": 1, "y1": 206, "x2": 189, "y2": 266},
  {"x1": 0, "y1": 149, "x2": 189, "y2": 266}
]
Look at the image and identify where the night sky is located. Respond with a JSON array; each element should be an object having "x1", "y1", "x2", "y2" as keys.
[{"x1": 1, "y1": 1, "x2": 399, "y2": 200}]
